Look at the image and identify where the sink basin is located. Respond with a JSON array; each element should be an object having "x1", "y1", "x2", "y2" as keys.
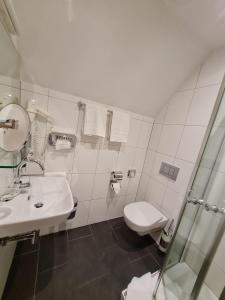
[
  {"x1": 0, "y1": 176, "x2": 74, "y2": 238},
  {"x1": 0, "y1": 207, "x2": 11, "y2": 220}
]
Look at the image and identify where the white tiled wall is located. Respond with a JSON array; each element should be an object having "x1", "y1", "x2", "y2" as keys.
[
  {"x1": 184, "y1": 132, "x2": 225, "y2": 297},
  {"x1": 136, "y1": 48, "x2": 225, "y2": 297},
  {"x1": 137, "y1": 48, "x2": 225, "y2": 223},
  {"x1": 184, "y1": 52, "x2": 225, "y2": 297},
  {"x1": 18, "y1": 81, "x2": 154, "y2": 233},
  {"x1": 0, "y1": 74, "x2": 154, "y2": 231}
]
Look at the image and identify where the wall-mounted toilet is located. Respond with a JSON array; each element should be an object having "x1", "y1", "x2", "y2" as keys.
[{"x1": 123, "y1": 201, "x2": 168, "y2": 236}]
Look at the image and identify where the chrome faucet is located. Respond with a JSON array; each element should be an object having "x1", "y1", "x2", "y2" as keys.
[
  {"x1": 0, "y1": 159, "x2": 45, "y2": 202},
  {"x1": 14, "y1": 158, "x2": 45, "y2": 185}
]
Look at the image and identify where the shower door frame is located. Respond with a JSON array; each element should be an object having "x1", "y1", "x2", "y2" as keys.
[{"x1": 153, "y1": 73, "x2": 225, "y2": 300}]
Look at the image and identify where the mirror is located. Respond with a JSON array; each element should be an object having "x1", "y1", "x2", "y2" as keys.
[
  {"x1": 0, "y1": 104, "x2": 30, "y2": 152},
  {"x1": 0, "y1": 15, "x2": 21, "y2": 167}
]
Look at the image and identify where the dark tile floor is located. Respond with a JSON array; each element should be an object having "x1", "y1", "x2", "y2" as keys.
[{"x1": 3, "y1": 218, "x2": 165, "y2": 300}]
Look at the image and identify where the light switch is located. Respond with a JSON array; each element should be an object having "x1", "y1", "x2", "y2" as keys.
[{"x1": 128, "y1": 169, "x2": 136, "y2": 178}]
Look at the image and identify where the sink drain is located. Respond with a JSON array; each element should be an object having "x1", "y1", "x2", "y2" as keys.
[{"x1": 34, "y1": 202, "x2": 44, "y2": 208}]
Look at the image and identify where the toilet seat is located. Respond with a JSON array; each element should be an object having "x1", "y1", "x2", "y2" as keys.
[{"x1": 124, "y1": 201, "x2": 167, "y2": 234}]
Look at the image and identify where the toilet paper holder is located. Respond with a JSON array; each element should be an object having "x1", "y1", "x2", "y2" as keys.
[{"x1": 111, "y1": 171, "x2": 123, "y2": 183}]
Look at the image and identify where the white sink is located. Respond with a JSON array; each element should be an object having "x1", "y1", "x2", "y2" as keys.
[{"x1": 0, "y1": 176, "x2": 74, "y2": 238}]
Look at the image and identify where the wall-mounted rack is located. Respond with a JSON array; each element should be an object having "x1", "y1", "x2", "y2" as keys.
[
  {"x1": 0, "y1": 230, "x2": 39, "y2": 246},
  {"x1": 48, "y1": 127, "x2": 76, "y2": 148}
]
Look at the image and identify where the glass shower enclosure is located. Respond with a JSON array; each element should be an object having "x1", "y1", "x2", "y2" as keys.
[{"x1": 154, "y1": 76, "x2": 225, "y2": 300}]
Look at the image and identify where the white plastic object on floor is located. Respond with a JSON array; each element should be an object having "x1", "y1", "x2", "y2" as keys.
[
  {"x1": 123, "y1": 201, "x2": 168, "y2": 236},
  {"x1": 121, "y1": 289, "x2": 127, "y2": 300},
  {"x1": 121, "y1": 271, "x2": 160, "y2": 300},
  {"x1": 123, "y1": 265, "x2": 218, "y2": 300},
  {"x1": 126, "y1": 273, "x2": 154, "y2": 300}
]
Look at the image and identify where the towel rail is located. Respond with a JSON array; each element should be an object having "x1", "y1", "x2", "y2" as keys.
[{"x1": 78, "y1": 101, "x2": 113, "y2": 115}]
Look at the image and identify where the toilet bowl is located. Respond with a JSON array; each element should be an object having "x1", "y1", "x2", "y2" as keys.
[{"x1": 123, "y1": 201, "x2": 168, "y2": 236}]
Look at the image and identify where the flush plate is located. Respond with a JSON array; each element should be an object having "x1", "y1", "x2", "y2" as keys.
[{"x1": 159, "y1": 162, "x2": 179, "y2": 181}]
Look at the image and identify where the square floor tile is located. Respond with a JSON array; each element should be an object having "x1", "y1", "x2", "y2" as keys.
[
  {"x1": 68, "y1": 225, "x2": 92, "y2": 241},
  {"x1": 148, "y1": 243, "x2": 165, "y2": 267},
  {"x1": 91, "y1": 221, "x2": 111, "y2": 233},
  {"x1": 39, "y1": 231, "x2": 69, "y2": 272},
  {"x1": 100, "y1": 244, "x2": 130, "y2": 271},
  {"x1": 92, "y1": 221, "x2": 116, "y2": 249},
  {"x1": 69, "y1": 236, "x2": 108, "y2": 288},
  {"x1": 113, "y1": 223, "x2": 154, "y2": 251},
  {"x1": 109, "y1": 263, "x2": 135, "y2": 298},
  {"x1": 35, "y1": 264, "x2": 71, "y2": 300},
  {"x1": 108, "y1": 217, "x2": 124, "y2": 229},
  {"x1": 130, "y1": 254, "x2": 160, "y2": 277},
  {"x1": 72, "y1": 274, "x2": 116, "y2": 300},
  {"x1": 2, "y1": 252, "x2": 38, "y2": 300},
  {"x1": 127, "y1": 247, "x2": 150, "y2": 263},
  {"x1": 95, "y1": 230, "x2": 116, "y2": 249}
]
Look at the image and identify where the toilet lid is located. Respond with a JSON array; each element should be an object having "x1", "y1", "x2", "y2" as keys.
[{"x1": 124, "y1": 201, "x2": 163, "y2": 227}]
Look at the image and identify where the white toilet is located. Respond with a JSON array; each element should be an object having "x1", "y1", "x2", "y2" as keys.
[{"x1": 123, "y1": 201, "x2": 168, "y2": 236}]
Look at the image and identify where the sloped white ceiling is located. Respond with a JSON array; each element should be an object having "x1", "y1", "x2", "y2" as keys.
[
  {"x1": 11, "y1": 0, "x2": 211, "y2": 117},
  {"x1": 163, "y1": 0, "x2": 225, "y2": 50},
  {"x1": 0, "y1": 21, "x2": 20, "y2": 78}
]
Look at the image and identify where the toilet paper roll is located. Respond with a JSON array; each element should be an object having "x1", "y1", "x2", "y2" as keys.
[{"x1": 111, "y1": 182, "x2": 121, "y2": 194}]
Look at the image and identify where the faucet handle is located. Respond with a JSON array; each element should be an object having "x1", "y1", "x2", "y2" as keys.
[{"x1": 19, "y1": 182, "x2": 31, "y2": 189}]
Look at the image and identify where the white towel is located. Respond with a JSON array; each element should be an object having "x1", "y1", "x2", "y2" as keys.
[
  {"x1": 110, "y1": 110, "x2": 130, "y2": 142},
  {"x1": 83, "y1": 103, "x2": 107, "y2": 137},
  {"x1": 55, "y1": 138, "x2": 71, "y2": 150},
  {"x1": 126, "y1": 273, "x2": 154, "y2": 300}
]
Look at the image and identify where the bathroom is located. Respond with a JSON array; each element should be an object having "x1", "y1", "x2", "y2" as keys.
[{"x1": 0, "y1": 0, "x2": 225, "y2": 299}]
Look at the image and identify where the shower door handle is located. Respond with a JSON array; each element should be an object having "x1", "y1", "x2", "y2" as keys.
[
  {"x1": 187, "y1": 198, "x2": 204, "y2": 206},
  {"x1": 187, "y1": 197, "x2": 225, "y2": 215},
  {"x1": 204, "y1": 203, "x2": 225, "y2": 215}
]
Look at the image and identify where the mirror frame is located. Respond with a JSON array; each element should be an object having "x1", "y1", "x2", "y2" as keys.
[{"x1": 0, "y1": 103, "x2": 31, "y2": 153}]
